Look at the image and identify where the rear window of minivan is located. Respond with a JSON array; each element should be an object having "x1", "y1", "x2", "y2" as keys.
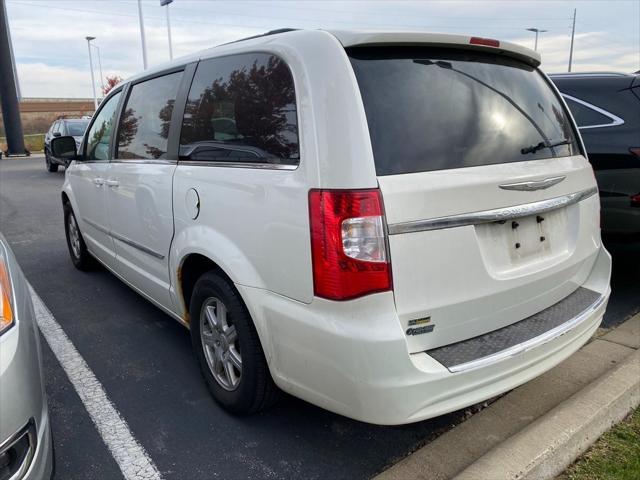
[{"x1": 348, "y1": 47, "x2": 580, "y2": 176}]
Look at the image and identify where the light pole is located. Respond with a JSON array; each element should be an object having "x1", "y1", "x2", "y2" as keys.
[
  {"x1": 526, "y1": 28, "x2": 548, "y2": 51},
  {"x1": 568, "y1": 9, "x2": 577, "y2": 72},
  {"x1": 92, "y1": 44, "x2": 105, "y2": 92},
  {"x1": 86, "y1": 36, "x2": 98, "y2": 111},
  {"x1": 161, "y1": 0, "x2": 174, "y2": 60},
  {"x1": 137, "y1": 0, "x2": 148, "y2": 69}
]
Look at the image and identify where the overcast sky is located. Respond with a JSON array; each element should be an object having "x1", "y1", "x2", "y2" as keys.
[{"x1": 5, "y1": 0, "x2": 640, "y2": 98}]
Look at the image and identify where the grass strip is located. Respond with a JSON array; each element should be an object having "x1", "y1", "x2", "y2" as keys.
[{"x1": 558, "y1": 407, "x2": 640, "y2": 480}]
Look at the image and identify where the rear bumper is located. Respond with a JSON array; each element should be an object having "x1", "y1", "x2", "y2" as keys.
[{"x1": 240, "y1": 245, "x2": 611, "y2": 425}]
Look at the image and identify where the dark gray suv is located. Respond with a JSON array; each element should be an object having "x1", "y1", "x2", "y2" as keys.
[
  {"x1": 44, "y1": 118, "x2": 89, "y2": 172},
  {"x1": 551, "y1": 72, "x2": 640, "y2": 244}
]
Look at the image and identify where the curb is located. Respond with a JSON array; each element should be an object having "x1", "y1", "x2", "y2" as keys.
[
  {"x1": 375, "y1": 313, "x2": 640, "y2": 480},
  {"x1": 455, "y1": 348, "x2": 640, "y2": 480}
]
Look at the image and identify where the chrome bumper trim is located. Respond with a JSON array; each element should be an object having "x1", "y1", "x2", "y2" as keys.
[{"x1": 447, "y1": 291, "x2": 607, "y2": 373}]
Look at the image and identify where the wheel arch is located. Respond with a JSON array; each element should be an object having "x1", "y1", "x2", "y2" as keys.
[
  {"x1": 176, "y1": 251, "x2": 278, "y2": 386},
  {"x1": 178, "y1": 253, "x2": 234, "y2": 320}
]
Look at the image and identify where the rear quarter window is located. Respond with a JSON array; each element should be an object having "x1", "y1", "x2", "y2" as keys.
[
  {"x1": 179, "y1": 53, "x2": 299, "y2": 166},
  {"x1": 563, "y1": 97, "x2": 616, "y2": 127},
  {"x1": 348, "y1": 47, "x2": 580, "y2": 176}
]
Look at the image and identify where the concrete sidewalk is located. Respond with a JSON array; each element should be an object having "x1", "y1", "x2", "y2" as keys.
[{"x1": 376, "y1": 313, "x2": 640, "y2": 480}]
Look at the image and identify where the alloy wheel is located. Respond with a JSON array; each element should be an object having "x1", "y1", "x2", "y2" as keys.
[
  {"x1": 68, "y1": 214, "x2": 81, "y2": 259},
  {"x1": 200, "y1": 297, "x2": 242, "y2": 391}
]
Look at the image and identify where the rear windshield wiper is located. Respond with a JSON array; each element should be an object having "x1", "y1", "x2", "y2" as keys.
[{"x1": 521, "y1": 138, "x2": 571, "y2": 155}]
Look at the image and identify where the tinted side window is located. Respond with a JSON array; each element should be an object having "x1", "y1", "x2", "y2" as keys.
[
  {"x1": 117, "y1": 72, "x2": 182, "y2": 160},
  {"x1": 563, "y1": 97, "x2": 614, "y2": 128},
  {"x1": 85, "y1": 91, "x2": 122, "y2": 161},
  {"x1": 180, "y1": 53, "x2": 299, "y2": 165}
]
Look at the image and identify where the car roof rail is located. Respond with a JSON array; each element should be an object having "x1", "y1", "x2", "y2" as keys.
[
  {"x1": 221, "y1": 28, "x2": 298, "y2": 46},
  {"x1": 549, "y1": 72, "x2": 631, "y2": 78}
]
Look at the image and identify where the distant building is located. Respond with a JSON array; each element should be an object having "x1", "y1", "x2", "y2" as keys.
[{"x1": 0, "y1": 98, "x2": 95, "y2": 137}]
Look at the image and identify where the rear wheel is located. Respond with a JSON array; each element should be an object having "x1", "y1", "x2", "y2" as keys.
[
  {"x1": 190, "y1": 272, "x2": 278, "y2": 414},
  {"x1": 63, "y1": 203, "x2": 93, "y2": 270},
  {"x1": 46, "y1": 152, "x2": 59, "y2": 172}
]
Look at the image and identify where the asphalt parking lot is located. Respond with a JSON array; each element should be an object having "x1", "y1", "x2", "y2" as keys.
[{"x1": 1, "y1": 155, "x2": 638, "y2": 480}]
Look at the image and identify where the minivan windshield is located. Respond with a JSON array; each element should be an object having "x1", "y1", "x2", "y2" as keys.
[{"x1": 348, "y1": 47, "x2": 580, "y2": 176}]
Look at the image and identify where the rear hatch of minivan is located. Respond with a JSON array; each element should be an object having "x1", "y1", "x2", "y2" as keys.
[{"x1": 347, "y1": 41, "x2": 602, "y2": 353}]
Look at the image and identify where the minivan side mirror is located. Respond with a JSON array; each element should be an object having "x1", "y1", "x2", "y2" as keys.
[{"x1": 51, "y1": 136, "x2": 78, "y2": 160}]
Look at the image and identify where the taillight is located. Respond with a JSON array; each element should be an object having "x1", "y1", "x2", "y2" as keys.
[
  {"x1": 309, "y1": 189, "x2": 392, "y2": 301},
  {"x1": 630, "y1": 147, "x2": 640, "y2": 157},
  {"x1": 469, "y1": 37, "x2": 500, "y2": 48}
]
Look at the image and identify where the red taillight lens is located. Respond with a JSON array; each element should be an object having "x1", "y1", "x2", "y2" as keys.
[
  {"x1": 309, "y1": 189, "x2": 392, "y2": 301},
  {"x1": 630, "y1": 147, "x2": 640, "y2": 157},
  {"x1": 631, "y1": 192, "x2": 640, "y2": 207},
  {"x1": 469, "y1": 37, "x2": 500, "y2": 48}
]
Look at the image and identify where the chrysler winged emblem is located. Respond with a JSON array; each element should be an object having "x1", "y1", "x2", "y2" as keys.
[{"x1": 499, "y1": 176, "x2": 566, "y2": 191}]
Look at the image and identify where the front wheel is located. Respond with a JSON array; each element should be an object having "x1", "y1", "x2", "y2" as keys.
[
  {"x1": 46, "y1": 152, "x2": 59, "y2": 172},
  {"x1": 190, "y1": 272, "x2": 278, "y2": 414},
  {"x1": 63, "y1": 204, "x2": 93, "y2": 270}
]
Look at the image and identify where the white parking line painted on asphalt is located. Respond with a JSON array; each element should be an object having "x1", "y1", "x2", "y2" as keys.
[{"x1": 29, "y1": 286, "x2": 163, "y2": 480}]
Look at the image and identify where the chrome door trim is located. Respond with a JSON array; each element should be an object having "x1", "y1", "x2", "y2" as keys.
[
  {"x1": 110, "y1": 159, "x2": 178, "y2": 165},
  {"x1": 387, "y1": 187, "x2": 598, "y2": 235},
  {"x1": 561, "y1": 93, "x2": 625, "y2": 130},
  {"x1": 178, "y1": 160, "x2": 297, "y2": 170},
  {"x1": 499, "y1": 175, "x2": 566, "y2": 191},
  {"x1": 446, "y1": 291, "x2": 608, "y2": 373},
  {"x1": 82, "y1": 217, "x2": 110, "y2": 235},
  {"x1": 82, "y1": 217, "x2": 165, "y2": 259},
  {"x1": 110, "y1": 231, "x2": 165, "y2": 259}
]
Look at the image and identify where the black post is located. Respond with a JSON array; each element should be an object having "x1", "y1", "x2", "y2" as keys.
[{"x1": 0, "y1": 0, "x2": 26, "y2": 156}]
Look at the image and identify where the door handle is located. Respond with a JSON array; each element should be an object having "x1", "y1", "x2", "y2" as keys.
[
  {"x1": 92, "y1": 178, "x2": 104, "y2": 186},
  {"x1": 105, "y1": 179, "x2": 119, "y2": 187}
]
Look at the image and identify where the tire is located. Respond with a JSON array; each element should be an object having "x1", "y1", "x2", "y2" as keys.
[
  {"x1": 63, "y1": 203, "x2": 94, "y2": 270},
  {"x1": 190, "y1": 272, "x2": 278, "y2": 414},
  {"x1": 46, "y1": 152, "x2": 59, "y2": 172}
]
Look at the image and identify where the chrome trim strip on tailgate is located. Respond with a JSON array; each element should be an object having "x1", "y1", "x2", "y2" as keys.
[
  {"x1": 445, "y1": 291, "x2": 607, "y2": 373},
  {"x1": 387, "y1": 186, "x2": 597, "y2": 235}
]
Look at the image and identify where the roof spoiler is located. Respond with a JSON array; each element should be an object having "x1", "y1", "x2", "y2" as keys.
[{"x1": 329, "y1": 31, "x2": 541, "y2": 67}]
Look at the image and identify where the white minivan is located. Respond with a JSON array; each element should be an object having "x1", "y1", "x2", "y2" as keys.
[{"x1": 52, "y1": 29, "x2": 611, "y2": 425}]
